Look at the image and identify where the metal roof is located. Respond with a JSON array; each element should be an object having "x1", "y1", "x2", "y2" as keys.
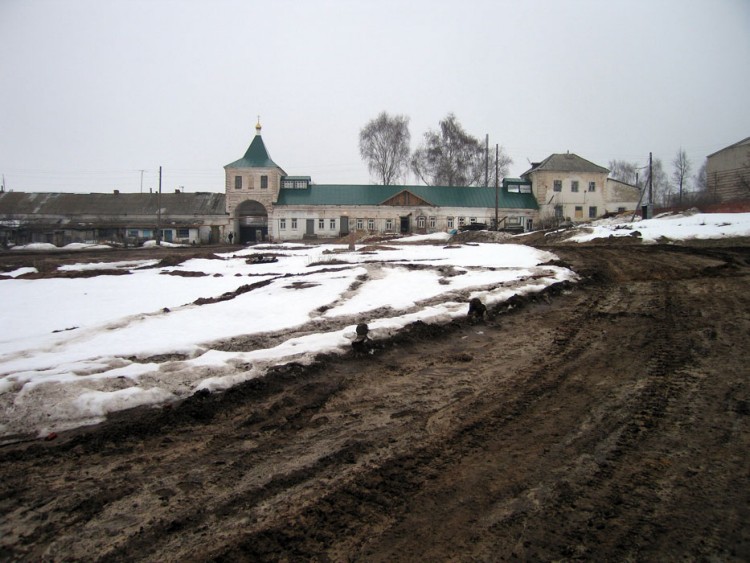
[
  {"x1": 0, "y1": 191, "x2": 227, "y2": 217},
  {"x1": 275, "y1": 184, "x2": 538, "y2": 210},
  {"x1": 224, "y1": 134, "x2": 281, "y2": 169},
  {"x1": 520, "y1": 153, "x2": 609, "y2": 177}
]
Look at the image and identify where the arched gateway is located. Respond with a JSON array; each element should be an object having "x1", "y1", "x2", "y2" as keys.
[
  {"x1": 236, "y1": 199, "x2": 268, "y2": 243},
  {"x1": 224, "y1": 120, "x2": 285, "y2": 244}
]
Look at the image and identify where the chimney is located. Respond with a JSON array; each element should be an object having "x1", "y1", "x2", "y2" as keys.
[{"x1": 114, "y1": 189, "x2": 119, "y2": 195}]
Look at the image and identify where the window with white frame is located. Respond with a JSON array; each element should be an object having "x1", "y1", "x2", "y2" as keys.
[
  {"x1": 329, "y1": 218, "x2": 336, "y2": 230},
  {"x1": 470, "y1": 217, "x2": 477, "y2": 224},
  {"x1": 571, "y1": 181, "x2": 579, "y2": 192},
  {"x1": 385, "y1": 218, "x2": 393, "y2": 231},
  {"x1": 553, "y1": 180, "x2": 562, "y2": 192},
  {"x1": 318, "y1": 218, "x2": 324, "y2": 230},
  {"x1": 356, "y1": 218, "x2": 364, "y2": 230},
  {"x1": 291, "y1": 218, "x2": 298, "y2": 230},
  {"x1": 367, "y1": 218, "x2": 375, "y2": 231},
  {"x1": 458, "y1": 217, "x2": 466, "y2": 226},
  {"x1": 588, "y1": 181, "x2": 596, "y2": 192},
  {"x1": 279, "y1": 218, "x2": 286, "y2": 230},
  {"x1": 429, "y1": 216, "x2": 436, "y2": 228},
  {"x1": 417, "y1": 216, "x2": 426, "y2": 228},
  {"x1": 447, "y1": 217, "x2": 454, "y2": 228}
]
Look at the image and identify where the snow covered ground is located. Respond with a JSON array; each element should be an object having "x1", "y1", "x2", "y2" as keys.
[
  {"x1": 4, "y1": 211, "x2": 748, "y2": 441},
  {"x1": 562, "y1": 211, "x2": 750, "y2": 243},
  {"x1": 0, "y1": 239, "x2": 572, "y2": 440}
]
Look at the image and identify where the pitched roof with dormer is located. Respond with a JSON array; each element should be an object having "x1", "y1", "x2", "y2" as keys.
[
  {"x1": 224, "y1": 121, "x2": 282, "y2": 170},
  {"x1": 275, "y1": 184, "x2": 538, "y2": 210},
  {"x1": 521, "y1": 153, "x2": 609, "y2": 177}
]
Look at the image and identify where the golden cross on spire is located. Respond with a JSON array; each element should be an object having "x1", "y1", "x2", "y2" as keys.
[{"x1": 255, "y1": 115, "x2": 262, "y2": 134}]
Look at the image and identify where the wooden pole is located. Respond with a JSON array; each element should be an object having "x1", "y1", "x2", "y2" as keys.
[{"x1": 494, "y1": 144, "x2": 499, "y2": 230}]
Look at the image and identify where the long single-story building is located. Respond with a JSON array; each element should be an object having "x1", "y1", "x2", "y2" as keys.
[
  {"x1": 225, "y1": 123, "x2": 539, "y2": 243},
  {"x1": 0, "y1": 190, "x2": 227, "y2": 246}
]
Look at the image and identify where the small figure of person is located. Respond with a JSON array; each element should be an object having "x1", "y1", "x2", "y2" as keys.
[{"x1": 228, "y1": 232, "x2": 234, "y2": 244}]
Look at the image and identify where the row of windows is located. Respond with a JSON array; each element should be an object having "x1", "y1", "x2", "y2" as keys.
[
  {"x1": 277, "y1": 216, "x2": 485, "y2": 231},
  {"x1": 126, "y1": 228, "x2": 190, "y2": 238},
  {"x1": 234, "y1": 175, "x2": 268, "y2": 190},
  {"x1": 281, "y1": 179, "x2": 309, "y2": 189},
  {"x1": 553, "y1": 180, "x2": 596, "y2": 193}
]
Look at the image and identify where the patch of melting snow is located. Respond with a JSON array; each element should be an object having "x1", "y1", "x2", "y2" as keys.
[{"x1": 0, "y1": 241, "x2": 576, "y2": 440}]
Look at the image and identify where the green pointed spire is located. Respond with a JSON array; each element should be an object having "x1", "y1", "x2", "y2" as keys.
[{"x1": 224, "y1": 119, "x2": 280, "y2": 169}]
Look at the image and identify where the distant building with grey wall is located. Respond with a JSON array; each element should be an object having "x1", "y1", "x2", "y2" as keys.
[{"x1": 706, "y1": 137, "x2": 750, "y2": 203}]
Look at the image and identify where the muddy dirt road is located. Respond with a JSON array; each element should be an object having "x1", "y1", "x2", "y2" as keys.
[{"x1": 1, "y1": 242, "x2": 749, "y2": 561}]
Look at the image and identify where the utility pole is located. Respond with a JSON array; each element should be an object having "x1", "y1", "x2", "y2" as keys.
[
  {"x1": 494, "y1": 144, "x2": 499, "y2": 230},
  {"x1": 648, "y1": 152, "x2": 653, "y2": 209},
  {"x1": 157, "y1": 166, "x2": 162, "y2": 246},
  {"x1": 485, "y1": 134, "x2": 489, "y2": 188}
]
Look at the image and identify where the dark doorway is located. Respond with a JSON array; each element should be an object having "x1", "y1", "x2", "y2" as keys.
[
  {"x1": 306, "y1": 219, "x2": 315, "y2": 236},
  {"x1": 240, "y1": 226, "x2": 267, "y2": 243},
  {"x1": 400, "y1": 216, "x2": 410, "y2": 234},
  {"x1": 340, "y1": 216, "x2": 349, "y2": 236},
  {"x1": 236, "y1": 200, "x2": 268, "y2": 244}
]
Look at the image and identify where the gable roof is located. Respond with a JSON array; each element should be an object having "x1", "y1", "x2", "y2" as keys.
[
  {"x1": 275, "y1": 184, "x2": 538, "y2": 210},
  {"x1": 224, "y1": 134, "x2": 281, "y2": 169},
  {"x1": 521, "y1": 153, "x2": 609, "y2": 177},
  {"x1": 0, "y1": 191, "x2": 227, "y2": 218},
  {"x1": 707, "y1": 136, "x2": 750, "y2": 159}
]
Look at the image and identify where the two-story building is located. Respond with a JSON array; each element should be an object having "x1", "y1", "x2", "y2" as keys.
[{"x1": 521, "y1": 153, "x2": 641, "y2": 224}]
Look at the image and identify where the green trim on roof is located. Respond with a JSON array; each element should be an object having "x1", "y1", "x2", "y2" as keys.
[
  {"x1": 224, "y1": 135, "x2": 279, "y2": 169},
  {"x1": 275, "y1": 185, "x2": 538, "y2": 210}
]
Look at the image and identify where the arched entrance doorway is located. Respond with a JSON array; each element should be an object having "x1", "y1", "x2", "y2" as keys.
[{"x1": 236, "y1": 199, "x2": 269, "y2": 243}]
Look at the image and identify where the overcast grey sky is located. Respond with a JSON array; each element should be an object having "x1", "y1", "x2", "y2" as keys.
[{"x1": 1, "y1": 0, "x2": 748, "y2": 193}]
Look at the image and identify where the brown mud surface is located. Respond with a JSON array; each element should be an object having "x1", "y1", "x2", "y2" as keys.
[{"x1": 1, "y1": 241, "x2": 749, "y2": 561}]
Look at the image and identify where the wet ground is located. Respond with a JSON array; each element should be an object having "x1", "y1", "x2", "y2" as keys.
[{"x1": 1, "y1": 240, "x2": 749, "y2": 561}]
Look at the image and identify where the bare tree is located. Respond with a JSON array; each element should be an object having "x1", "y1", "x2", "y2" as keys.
[
  {"x1": 644, "y1": 157, "x2": 671, "y2": 206},
  {"x1": 359, "y1": 112, "x2": 411, "y2": 185},
  {"x1": 411, "y1": 113, "x2": 511, "y2": 187},
  {"x1": 608, "y1": 159, "x2": 639, "y2": 185},
  {"x1": 694, "y1": 160, "x2": 708, "y2": 193},
  {"x1": 671, "y1": 148, "x2": 692, "y2": 204},
  {"x1": 487, "y1": 148, "x2": 513, "y2": 188}
]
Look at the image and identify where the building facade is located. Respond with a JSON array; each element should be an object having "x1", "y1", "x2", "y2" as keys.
[
  {"x1": 706, "y1": 137, "x2": 750, "y2": 203},
  {"x1": 521, "y1": 153, "x2": 640, "y2": 224},
  {"x1": 225, "y1": 124, "x2": 539, "y2": 243},
  {"x1": 0, "y1": 191, "x2": 228, "y2": 246}
]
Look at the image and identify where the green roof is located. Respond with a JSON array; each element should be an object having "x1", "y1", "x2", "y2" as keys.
[
  {"x1": 224, "y1": 134, "x2": 280, "y2": 169},
  {"x1": 275, "y1": 185, "x2": 538, "y2": 210}
]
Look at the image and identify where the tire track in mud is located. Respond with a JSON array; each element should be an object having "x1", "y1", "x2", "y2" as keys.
[{"x1": 1, "y1": 244, "x2": 749, "y2": 561}]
